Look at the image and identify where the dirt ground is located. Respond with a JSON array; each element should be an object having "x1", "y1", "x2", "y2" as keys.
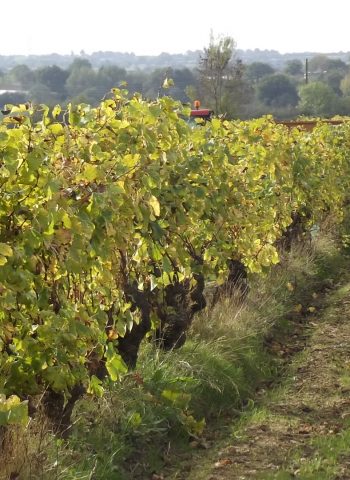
[{"x1": 175, "y1": 282, "x2": 350, "y2": 480}]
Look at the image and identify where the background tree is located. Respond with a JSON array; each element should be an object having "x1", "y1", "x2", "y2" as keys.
[
  {"x1": 258, "y1": 74, "x2": 299, "y2": 107},
  {"x1": 28, "y1": 84, "x2": 60, "y2": 105},
  {"x1": 197, "y1": 34, "x2": 242, "y2": 114},
  {"x1": 308, "y1": 55, "x2": 348, "y2": 76},
  {"x1": 7, "y1": 65, "x2": 34, "y2": 89},
  {"x1": 0, "y1": 91, "x2": 27, "y2": 108},
  {"x1": 246, "y1": 62, "x2": 275, "y2": 84},
  {"x1": 97, "y1": 65, "x2": 127, "y2": 91},
  {"x1": 167, "y1": 68, "x2": 196, "y2": 103},
  {"x1": 323, "y1": 70, "x2": 344, "y2": 95},
  {"x1": 284, "y1": 59, "x2": 303, "y2": 76},
  {"x1": 142, "y1": 68, "x2": 171, "y2": 99},
  {"x1": 298, "y1": 82, "x2": 340, "y2": 116},
  {"x1": 142, "y1": 67, "x2": 195, "y2": 102},
  {"x1": 125, "y1": 70, "x2": 146, "y2": 96},
  {"x1": 68, "y1": 58, "x2": 93, "y2": 72},
  {"x1": 340, "y1": 73, "x2": 350, "y2": 96},
  {"x1": 223, "y1": 60, "x2": 254, "y2": 117},
  {"x1": 66, "y1": 59, "x2": 97, "y2": 98},
  {"x1": 36, "y1": 66, "x2": 69, "y2": 98}
]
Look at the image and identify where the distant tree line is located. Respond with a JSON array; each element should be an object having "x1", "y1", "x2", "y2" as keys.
[
  {"x1": 1, "y1": 38, "x2": 350, "y2": 119},
  {"x1": 0, "y1": 59, "x2": 197, "y2": 108},
  {"x1": 1, "y1": 48, "x2": 349, "y2": 71}
]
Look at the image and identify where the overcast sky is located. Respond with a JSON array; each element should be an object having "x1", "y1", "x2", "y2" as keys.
[{"x1": 1, "y1": 0, "x2": 350, "y2": 56}]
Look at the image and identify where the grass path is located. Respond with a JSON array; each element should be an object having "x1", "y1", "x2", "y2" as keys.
[{"x1": 174, "y1": 271, "x2": 350, "y2": 479}]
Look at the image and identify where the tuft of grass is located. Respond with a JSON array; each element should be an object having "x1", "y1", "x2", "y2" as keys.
[
  {"x1": 0, "y1": 414, "x2": 57, "y2": 480},
  {"x1": 297, "y1": 428, "x2": 350, "y2": 479},
  {"x1": 264, "y1": 422, "x2": 350, "y2": 480}
]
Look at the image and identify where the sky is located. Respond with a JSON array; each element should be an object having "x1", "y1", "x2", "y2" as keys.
[{"x1": 1, "y1": 0, "x2": 350, "y2": 56}]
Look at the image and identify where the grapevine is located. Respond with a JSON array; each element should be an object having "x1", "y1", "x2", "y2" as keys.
[{"x1": 0, "y1": 91, "x2": 349, "y2": 428}]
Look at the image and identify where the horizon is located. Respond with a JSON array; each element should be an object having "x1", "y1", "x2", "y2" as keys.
[{"x1": 1, "y1": 47, "x2": 350, "y2": 58}]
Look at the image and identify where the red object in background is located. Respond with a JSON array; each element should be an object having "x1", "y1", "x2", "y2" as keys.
[
  {"x1": 190, "y1": 100, "x2": 213, "y2": 121},
  {"x1": 190, "y1": 108, "x2": 212, "y2": 118}
]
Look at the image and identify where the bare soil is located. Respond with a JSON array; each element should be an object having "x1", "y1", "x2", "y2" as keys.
[{"x1": 170, "y1": 282, "x2": 350, "y2": 480}]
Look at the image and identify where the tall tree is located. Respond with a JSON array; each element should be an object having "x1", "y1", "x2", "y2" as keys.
[{"x1": 197, "y1": 34, "x2": 242, "y2": 114}]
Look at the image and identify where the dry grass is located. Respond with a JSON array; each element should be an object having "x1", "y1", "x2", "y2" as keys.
[
  {"x1": 0, "y1": 413, "x2": 57, "y2": 480},
  {"x1": 191, "y1": 240, "x2": 318, "y2": 344}
]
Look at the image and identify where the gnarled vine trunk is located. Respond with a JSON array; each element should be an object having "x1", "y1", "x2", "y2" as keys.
[
  {"x1": 155, "y1": 273, "x2": 207, "y2": 350},
  {"x1": 211, "y1": 259, "x2": 249, "y2": 308}
]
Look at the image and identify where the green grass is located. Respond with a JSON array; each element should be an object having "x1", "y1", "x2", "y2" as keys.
[
  {"x1": 2, "y1": 230, "x2": 347, "y2": 480},
  {"x1": 298, "y1": 428, "x2": 350, "y2": 479},
  {"x1": 259, "y1": 422, "x2": 350, "y2": 480}
]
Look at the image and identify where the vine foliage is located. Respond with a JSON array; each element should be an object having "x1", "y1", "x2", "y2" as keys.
[{"x1": 0, "y1": 92, "x2": 350, "y2": 427}]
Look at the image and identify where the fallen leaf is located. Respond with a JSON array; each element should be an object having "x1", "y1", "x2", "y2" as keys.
[
  {"x1": 214, "y1": 458, "x2": 233, "y2": 468},
  {"x1": 298, "y1": 424, "x2": 313, "y2": 434}
]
